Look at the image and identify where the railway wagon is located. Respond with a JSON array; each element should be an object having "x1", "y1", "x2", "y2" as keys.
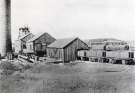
[
  {"x1": 106, "y1": 51, "x2": 132, "y2": 58},
  {"x1": 77, "y1": 50, "x2": 135, "y2": 64},
  {"x1": 106, "y1": 51, "x2": 135, "y2": 64},
  {"x1": 77, "y1": 50, "x2": 106, "y2": 62}
]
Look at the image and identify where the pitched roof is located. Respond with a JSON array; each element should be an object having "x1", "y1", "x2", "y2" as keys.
[
  {"x1": 27, "y1": 32, "x2": 47, "y2": 42},
  {"x1": 48, "y1": 37, "x2": 78, "y2": 48},
  {"x1": 19, "y1": 33, "x2": 33, "y2": 40}
]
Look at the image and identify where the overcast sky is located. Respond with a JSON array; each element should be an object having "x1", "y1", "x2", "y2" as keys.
[{"x1": 11, "y1": 0, "x2": 135, "y2": 41}]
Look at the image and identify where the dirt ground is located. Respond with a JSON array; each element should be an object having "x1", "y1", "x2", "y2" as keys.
[{"x1": 0, "y1": 61, "x2": 135, "y2": 93}]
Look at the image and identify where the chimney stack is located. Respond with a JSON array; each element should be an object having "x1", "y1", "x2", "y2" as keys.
[{"x1": 0, "y1": 0, "x2": 12, "y2": 57}]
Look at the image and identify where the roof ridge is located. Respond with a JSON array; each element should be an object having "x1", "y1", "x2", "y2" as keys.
[
  {"x1": 48, "y1": 37, "x2": 78, "y2": 48},
  {"x1": 27, "y1": 32, "x2": 52, "y2": 42},
  {"x1": 27, "y1": 32, "x2": 47, "y2": 42},
  {"x1": 19, "y1": 33, "x2": 32, "y2": 40}
]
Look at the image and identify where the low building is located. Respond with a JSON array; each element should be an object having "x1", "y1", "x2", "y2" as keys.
[
  {"x1": 13, "y1": 26, "x2": 34, "y2": 54},
  {"x1": 14, "y1": 33, "x2": 34, "y2": 54},
  {"x1": 26, "y1": 32, "x2": 56, "y2": 56},
  {"x1": 47, "y1": 37, "x2": 89, "y2": 62}
]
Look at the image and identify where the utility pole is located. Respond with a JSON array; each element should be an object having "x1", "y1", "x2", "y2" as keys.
[{"x1": 0, "y1": 0, "x2": 12, "y2": 58}]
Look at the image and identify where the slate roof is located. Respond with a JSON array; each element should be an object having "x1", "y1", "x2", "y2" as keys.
[{"x1": 48, "y1": 37, "x2": 78, "y2": 48}]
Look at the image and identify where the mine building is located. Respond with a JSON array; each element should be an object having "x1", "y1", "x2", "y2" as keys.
[
  {"x1": 26, "y1": 32, "x2": 56, "y2": 56},
  {"x1": 47, "y1": 37, "x2": 89, "y2": 62},
  {"x1": 13, "y1": 26, "x2": 34, "y2": 54}
]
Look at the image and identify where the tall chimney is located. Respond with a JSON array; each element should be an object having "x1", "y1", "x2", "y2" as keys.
[{"x1": 0, "y1": 0, "x2": 12, "y2": 57}]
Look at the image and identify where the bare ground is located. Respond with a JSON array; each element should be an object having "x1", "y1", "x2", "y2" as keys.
[{"x1": 0, "y1": 61, "x2": 135, "y2": 93}]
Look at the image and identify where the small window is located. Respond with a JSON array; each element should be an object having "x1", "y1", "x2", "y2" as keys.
[
  {"x1": 30, "y1": 45, "x2": 32, "y2": 50},
  {"x1": 125, "y1": 45, "x2": 129, "y2": 50},
  {"x1": 129, "y1": 52, "x2": 134, "y2": 58},
  {"x1": 23, "y1": 44, "x2": 26, "y2": 49},
  {"x1": 84, "y1": 51, "x2": 86, "y2": 57},
  {"x1": 102, "y1": 52, "x2": 106, "y2": 57}
]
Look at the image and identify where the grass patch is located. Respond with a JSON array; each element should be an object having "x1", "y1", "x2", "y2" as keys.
[
  {"x1": 0, "y1": 61, "x2": 20, "y2": 76},
  {"x1": 0, "y1": 62, "x2": 135, "y2": 93}
]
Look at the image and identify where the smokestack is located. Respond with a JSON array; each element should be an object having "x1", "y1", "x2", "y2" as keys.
[{"x1": 0, "y1": 0, "x2": 12, "y2": 57}]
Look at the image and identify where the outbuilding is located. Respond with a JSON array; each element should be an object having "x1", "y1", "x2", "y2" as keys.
[
  {"x1": 47, "y1": 37, "x2": 89, "y2": 62},
  {"x1": 26, "y1": 32, "x2": 56, "y2": 56},
  {"x1": 14, "y1": 33, "x2": 34, "y2": 54}
]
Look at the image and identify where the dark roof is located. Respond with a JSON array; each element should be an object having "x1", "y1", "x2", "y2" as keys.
[
  {"x1": 27, "y1": 32, "x2": 48, "y2": 42},
  {"x1": 48, "y1": 37, "x2": 78, "y2": 48}
]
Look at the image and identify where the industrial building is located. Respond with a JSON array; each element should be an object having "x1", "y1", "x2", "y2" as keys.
[
  {"x1": 26, "y1": 32, "x2": 56, "y2": 56},
  {"x1": 47, "y1": 37, "x2": 89, "y2": 62},
  {"x1": 13, "y1": 27, "x2": 34, "y2": 54}
]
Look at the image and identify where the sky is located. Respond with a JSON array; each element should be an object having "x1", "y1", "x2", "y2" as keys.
[{"x1": 11, "y1": 0, "x2": 135, "y2": 41}]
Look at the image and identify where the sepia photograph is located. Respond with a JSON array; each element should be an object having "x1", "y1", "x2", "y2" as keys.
[{"x1": 0, "y1": 0, "x2": 135, "y2": 93}]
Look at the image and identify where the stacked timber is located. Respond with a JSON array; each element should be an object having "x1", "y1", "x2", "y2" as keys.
[{"x1": 18, "y1": 55, "x2": 34, "y2": 63}]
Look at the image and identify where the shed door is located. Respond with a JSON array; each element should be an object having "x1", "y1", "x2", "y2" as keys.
[
  {"x1": 84, "y1": 51, "x2": 87, "y2": 57},
  {"x1": 35, "y1": 44, "x2": 42, "y2": 51},
  {"x1": 129, "y1": 52, "x2": 134, "y2": 58},
  {"x1": 102, "y1": 52, "x2": 106, "y2": 57}
]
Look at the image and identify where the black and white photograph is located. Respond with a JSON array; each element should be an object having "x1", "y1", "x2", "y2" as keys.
[{"x1": 0, "y1": 0, "x2": 135, "y2": 93}]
